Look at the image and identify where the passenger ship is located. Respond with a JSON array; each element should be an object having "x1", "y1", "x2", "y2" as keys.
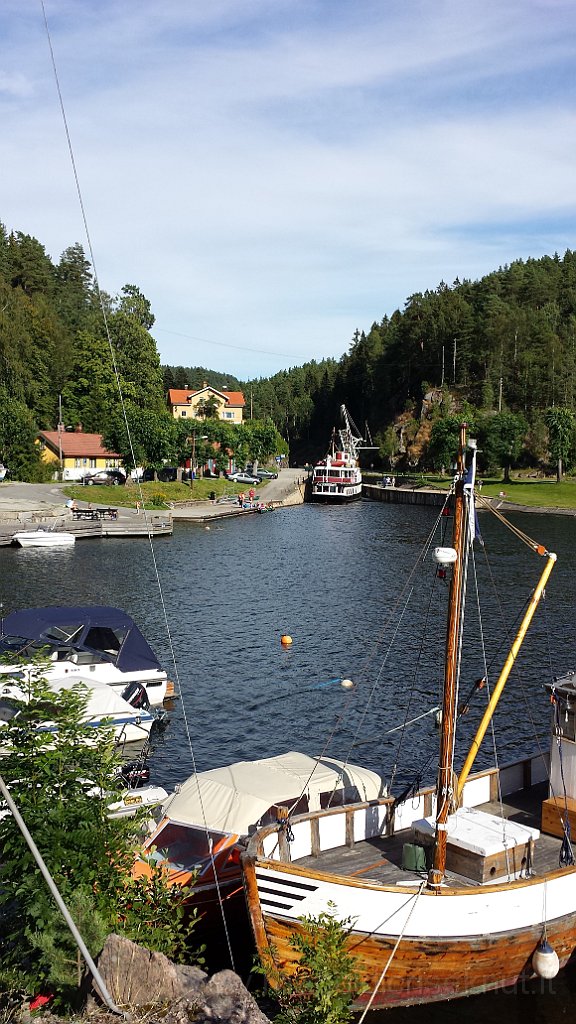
[{"x1": 311, "y1": 405, "x2": 368, "y2": 503}]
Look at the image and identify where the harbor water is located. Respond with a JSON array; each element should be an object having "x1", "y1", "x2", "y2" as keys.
[{"x1": 1, "y1": 499, "x2": 576, "y2": 1019}]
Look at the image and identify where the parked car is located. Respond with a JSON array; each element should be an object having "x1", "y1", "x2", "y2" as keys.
[
  {"x1": 82, "y1": 470, "x2": 126, "y2": 486},
  {"x1": 227, "y1": 472, "x2": 260, "y2": 485},
  {"x1": 141, "y1": 466, "x2": 178, "y2": 483},
  {"x1": 256, "y1": 469, "x2": 278, "y2": 480}
]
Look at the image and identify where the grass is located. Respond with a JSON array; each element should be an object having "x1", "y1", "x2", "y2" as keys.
[{"x1": 64, "y1": 476, "x2": 260, "y2": 509}]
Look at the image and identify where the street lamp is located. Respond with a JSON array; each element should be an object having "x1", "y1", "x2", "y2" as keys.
[{"x1": 190, "y1": 434, "x2": 208, "y2": 488}]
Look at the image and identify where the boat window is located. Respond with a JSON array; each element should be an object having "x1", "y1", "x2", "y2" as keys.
[
  {"x1": 151, "y1": 822, "x2": 228, "y2": 869},
  {"x1": 43, "y1": 624, "x2": 84, "y2": 644},
  {"x1": 259, "y1": 795, "x2": 309, "y2": 826},
  {"x1": 0, "y1": 634, "x2": 40, "y2": 655},
  {"x1": 320, "y1": 786, "x2": 361, "y2": 809},
  {"x1": 84, "y1": 626, "x2": 125, "y2": 656}
]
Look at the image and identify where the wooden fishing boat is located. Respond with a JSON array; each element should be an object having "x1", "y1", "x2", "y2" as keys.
[{"x1": 243, "y1": 424, "x2": 576, "y2": 1010}]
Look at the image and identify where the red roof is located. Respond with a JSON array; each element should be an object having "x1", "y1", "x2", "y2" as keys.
[
  {"x1": 168, "y1": 387, "x2": 245, "y2": 408},
  {"x1": 39, "y1": 431, "x2": 120, "y2": 459}
]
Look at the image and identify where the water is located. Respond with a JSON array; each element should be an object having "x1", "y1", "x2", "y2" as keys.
[{"x1": 2, "y1": 500, "x2": 576, "y2": 1017}]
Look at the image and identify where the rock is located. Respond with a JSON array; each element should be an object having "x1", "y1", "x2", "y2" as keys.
[
  {"x1": 91, "y1": 934, "x2": 207, "y2": 1007},
  {"x1": 90, "y1": 936, "x2": 272, "y2": 1024},
  {"x1": 190, "y1": 970, "x2": 271, "y2": 1023}
]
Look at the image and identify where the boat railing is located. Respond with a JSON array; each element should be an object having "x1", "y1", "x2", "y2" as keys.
[{"x1": 246, "y1": 751, "x2": 549, "y2": 864}]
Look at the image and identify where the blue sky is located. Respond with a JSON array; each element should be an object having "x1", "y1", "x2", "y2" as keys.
[{"x1": 1, "y1": 1, "x2": 575, "y2": 379}]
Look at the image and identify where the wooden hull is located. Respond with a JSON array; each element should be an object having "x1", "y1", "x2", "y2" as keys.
[{"x1": 257, "y1": 912, "x2": 576, "y2": 1008}]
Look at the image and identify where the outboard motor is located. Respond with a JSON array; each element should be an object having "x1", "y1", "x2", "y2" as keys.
[
  {"x1": 120, "y1": 760, "x2": 151, "y2": 789},
  {"x1": 121, "y1": 681, "x2": 150, "y2": 711}
]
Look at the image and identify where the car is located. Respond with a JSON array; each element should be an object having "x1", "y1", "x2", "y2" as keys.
[
  {"x1": 227, "y1": 472, "x2": 260, "y2": 485},
  {"x1": 82, "y1": 470, "x2": 126, "y2": 486},
  {"x1": 255, "y1": 469, "x2": 278, "y2": 480}
]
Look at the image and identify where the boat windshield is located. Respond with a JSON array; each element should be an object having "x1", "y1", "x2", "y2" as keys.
[{"x1": 151, "y1": 822, "x2": 230, "y2": 872}]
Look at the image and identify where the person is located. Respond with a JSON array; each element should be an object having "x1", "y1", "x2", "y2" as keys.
[
  {"x1": 248, "y1": 487, "x2": 255, "y2": 504},
  {"x1": 238, "y1": 492, "x2": 244, "y2": 507}
]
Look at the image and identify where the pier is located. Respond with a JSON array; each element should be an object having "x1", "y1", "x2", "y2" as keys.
[{"x1": 363, "y1": 482, "x2": 446, "y2": 506}]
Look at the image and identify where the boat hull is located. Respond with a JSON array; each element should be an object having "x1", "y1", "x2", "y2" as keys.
[
  {"x1": 12, "y1": 531, "x2": 76, "y2": 547},
  {"x1": 310, "y1": 486, "x2": 362, "y2": 503},
  {"x1": 256, "y1": 911, "x2": 576, "y2": 1008}
]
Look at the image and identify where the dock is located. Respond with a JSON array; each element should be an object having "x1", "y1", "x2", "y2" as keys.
[{"x1": 0, "y1": 511, "x2": 173, "y2": 546}]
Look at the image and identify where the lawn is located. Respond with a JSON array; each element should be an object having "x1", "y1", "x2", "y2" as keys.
[{"x1": 64, "y1": 476, "x2": 249, "y2": 509}]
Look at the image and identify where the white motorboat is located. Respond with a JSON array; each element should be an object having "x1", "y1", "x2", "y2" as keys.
[
  {"x1": 12, "y1": 530, "x2": 76, "y2": 547},
  {"x1": 0, "y1": 675, "x2": 166, "y2": 749},
  {"x1": 0, "y1": 605, "x2": 171, "y2": 706}
]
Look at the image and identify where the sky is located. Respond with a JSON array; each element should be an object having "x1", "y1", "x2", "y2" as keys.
[{"x1": 1, "y1": 1, "x2": 576, "y2": 381}]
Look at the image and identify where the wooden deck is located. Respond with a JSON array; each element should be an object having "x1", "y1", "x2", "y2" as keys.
[{"x1": 295, "y1": 782, "x2": 566, "y2": 887}]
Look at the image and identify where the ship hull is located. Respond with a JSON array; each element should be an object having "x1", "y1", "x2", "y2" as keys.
[{"x1": 257, "y1": 912, "x2": 576, "y2": 1008}]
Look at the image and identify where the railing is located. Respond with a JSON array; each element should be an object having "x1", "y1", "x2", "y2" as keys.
[{"x1": 246, "y1": 752, "x2": 549, "y2": 864}]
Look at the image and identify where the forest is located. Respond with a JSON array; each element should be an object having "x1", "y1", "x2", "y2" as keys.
[{"x1": 1, "y1": 218, "x2": 575, "y2": 480}]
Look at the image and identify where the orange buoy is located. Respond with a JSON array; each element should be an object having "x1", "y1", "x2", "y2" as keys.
[{"x1": 280, "y1": 634, "x2": 293, "y2": 646}]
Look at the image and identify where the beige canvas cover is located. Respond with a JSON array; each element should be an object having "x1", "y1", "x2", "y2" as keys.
[{"x1": 161, "y1": 751, "x2": 386, "y2": 836}]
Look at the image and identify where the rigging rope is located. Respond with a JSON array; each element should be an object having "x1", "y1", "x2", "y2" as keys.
[
  {"x1": 356, "y1": 881, "x2": 426, "y2": 1022},
  {"x1": 40, "y1": 0, "x2": 237, "y2": 969}
]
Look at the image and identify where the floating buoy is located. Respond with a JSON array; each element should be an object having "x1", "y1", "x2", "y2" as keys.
[
  {"x1": 205, "y1": 525, "x2": 211, "y2": 530},
  {"x1": 532, "y1": 939, "x2": 560, "y2": 979},
  {"x1": 280, "y1": 634, "x2": 293, "y2": 646},
  {"x1": 341, "y1": 678, "x2": 355, "y2": 690},
  {"x1": 435, "y1": 708, "x2": 443, "y2": 727}
]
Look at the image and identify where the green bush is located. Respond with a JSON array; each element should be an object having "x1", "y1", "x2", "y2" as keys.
[
  {"x1": 256, "y1": 903, "x2": 366, "y2": 1024},
  {"x1": 0, "y1": 667, "x2": 202, "y2": 1007}
]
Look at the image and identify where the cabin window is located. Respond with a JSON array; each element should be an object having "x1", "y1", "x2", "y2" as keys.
[
  {"x1": 84, "y1": 626, "x2": 126, "y2": 656},
  {"x1": 44, "y1": 623, "x2": 84, "y2": 645}
]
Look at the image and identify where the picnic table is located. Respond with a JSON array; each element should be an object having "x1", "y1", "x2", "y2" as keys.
[{"x1": 73, "y1": 507, "x2": 118, "y2": 521}]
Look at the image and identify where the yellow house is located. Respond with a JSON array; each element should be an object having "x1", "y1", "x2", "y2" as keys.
[
  {"x1": 38, "y1": 429, "x2": 122, "y2": 482},
  {"x1": 167, "y1": 385, "x2": 245, "y2": 425}
]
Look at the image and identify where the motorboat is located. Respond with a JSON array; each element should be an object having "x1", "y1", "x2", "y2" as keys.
[
  {"x1": 0, "y1": 605, "x2": 171, "y2": 706},
  {"x1": 0, "y1": 674, "x2": 166, "y2": 749},
  {"x1": 133, "y1": 751, "x2": 386, "y2": 915},
  {"x1": 12, "y1": 530, "x2": 76, "y2": 547}
]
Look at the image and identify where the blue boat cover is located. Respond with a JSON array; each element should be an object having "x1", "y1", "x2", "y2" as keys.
[{"x1": 0, "y1": 606, "x2": 162, "y2": 673}]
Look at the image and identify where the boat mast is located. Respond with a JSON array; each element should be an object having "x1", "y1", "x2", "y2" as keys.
[{"x1": 428, "y1": 422, "x2": 468, "y2": 889}]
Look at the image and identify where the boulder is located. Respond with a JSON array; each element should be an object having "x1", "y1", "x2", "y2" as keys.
[{"x1": 91, "y1": 935, "x2": 271, "y2": 1024}]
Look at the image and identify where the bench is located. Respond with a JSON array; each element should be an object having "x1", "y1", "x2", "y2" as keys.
[{"x1": 72, "y1": 507, "x2": 118, "y2": 521}]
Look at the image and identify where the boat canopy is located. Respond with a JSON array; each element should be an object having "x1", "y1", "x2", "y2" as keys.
[
  {"x1": 162, "y1": 751, "x2": 387, "y2": 836},
  {"x1": 0, "y1": 606, "x2": 162, "y2": 673}
]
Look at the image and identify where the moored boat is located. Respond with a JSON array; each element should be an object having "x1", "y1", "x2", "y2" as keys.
[
  {"x1": 311, "y1": 404, "x2": 371, "y2": 503},
  {"x1": 0, "y1": 605, "x2": 171, "y2": 706},
  {"x1": 133, "y1": 751, "x2": 386, "y2": 917},
  {"x1": 243, "y1": 424, "x2": 576, "y2": 1010},
  {"x1": 12, "y1": 530, "x2": 76, "y2": 547},
  {"x1": 0, "y1": 674, "x2": 167, "y2": 749}
]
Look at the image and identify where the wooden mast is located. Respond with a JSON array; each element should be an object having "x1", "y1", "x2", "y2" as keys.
[{"x1": 427, "y1": 422, "x2": 468, "y2": 888}]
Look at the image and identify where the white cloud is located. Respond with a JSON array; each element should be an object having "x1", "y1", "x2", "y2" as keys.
[{"x1": 1, "y1": 0, "x2": 575, "y2": 377}]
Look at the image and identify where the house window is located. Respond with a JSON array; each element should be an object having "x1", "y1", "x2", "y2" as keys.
[{"x1": 223, "y1": 411, "x2": 234, "y2": 419}]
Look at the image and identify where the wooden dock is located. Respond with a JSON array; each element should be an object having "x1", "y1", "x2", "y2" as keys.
[{"x1": 0, "y1": 513, "x2": 173, "y2": 546}]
